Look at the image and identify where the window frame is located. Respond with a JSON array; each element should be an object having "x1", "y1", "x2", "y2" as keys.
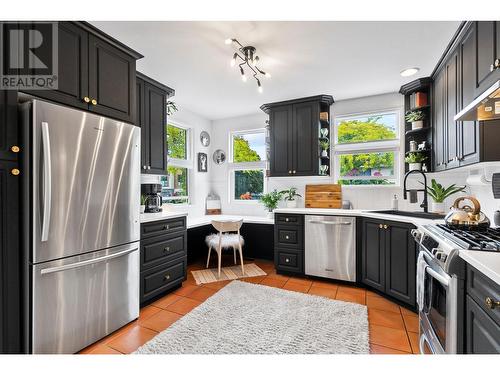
[
  {"x1": 332, "y1": 108, "x2": 402, "y2": 187},
  {"x1": 228, "y1": 128, "x2": 268, "y2": 204},
  {"x1": 163, "y1": 121, "x2": 193, "y2": 205}
]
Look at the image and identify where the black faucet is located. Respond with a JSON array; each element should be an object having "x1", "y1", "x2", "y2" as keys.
[{"x1": 403, "y1": 170, "x2": 428, "y2": 213}]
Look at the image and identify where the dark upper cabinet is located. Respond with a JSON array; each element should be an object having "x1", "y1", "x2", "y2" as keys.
[
  {"x1": 432, "y1": 22, "x2": 500, "y2": 171},
  {"x1": 361, "y1": 218, "x2": 416, "y2": 308},
  {"x1": 136, "y1": 72, "x2": 174, "y2": 175},
  {"x1": 0, "y1": 91, "x2": 18, "y2": 162},
  {"x1": 0, "y1": 160, "x2": 21, "y2": 353},
  {"x1": 88, "y1": 34, "x2": 137, "y2": 123},
  {"x1": 22, "y1": 22, "x2": 142, "y2": 124},
  {"x1": 474, "y1": 21, "x2": 500, "y2": 97},
  {"x1": 261, "y1": 95, "x2": 333, "y2": 177},
  {"x1": 269, "y1": 105, "x2": 293, "y2": 176}
]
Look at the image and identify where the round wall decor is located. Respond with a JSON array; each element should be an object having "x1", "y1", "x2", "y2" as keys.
[
  {"x1": 200, "y1": 131, "x2": 210, "y2": 147},
  {"x1": 213, "y1": 149, "x2": 226, "y2": 164}
]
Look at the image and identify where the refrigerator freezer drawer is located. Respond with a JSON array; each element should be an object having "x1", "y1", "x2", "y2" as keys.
[
  {"x1": 32, "y1": 242, "x2": 140, "y2": 354},
  {"x1": 305, "y1": 215, "x2": 356, "y2": 282}
]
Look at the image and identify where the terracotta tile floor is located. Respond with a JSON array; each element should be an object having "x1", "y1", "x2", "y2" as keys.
[{"x1": 79, "y1": 259, "x2": 420, "y2": 355}]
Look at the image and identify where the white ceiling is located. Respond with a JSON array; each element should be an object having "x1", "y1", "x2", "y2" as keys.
[{"x1": 92, "y1": 21, "x2": 460, "y2": 120}]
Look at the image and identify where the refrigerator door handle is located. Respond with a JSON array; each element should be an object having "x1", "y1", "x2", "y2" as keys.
[
  {"x1": 40, "y1": 121, "x2": 52, "y2": 242},
  {"x1": 39, "y1": 245, "x2": 139, "y2": 275}
]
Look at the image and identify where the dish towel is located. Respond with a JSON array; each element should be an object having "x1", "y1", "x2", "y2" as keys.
[{"x1": 416, "y1": 252, "x2": 427, "y2": 312}]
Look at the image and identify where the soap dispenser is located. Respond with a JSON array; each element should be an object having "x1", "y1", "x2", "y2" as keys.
[{"x1": 391, "y1": 194, "x2": 398, "y2": 210}]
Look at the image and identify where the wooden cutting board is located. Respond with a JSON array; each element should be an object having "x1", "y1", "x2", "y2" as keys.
[{"x1": 305, "y1": 184, "x2": 342, "y2": 209}]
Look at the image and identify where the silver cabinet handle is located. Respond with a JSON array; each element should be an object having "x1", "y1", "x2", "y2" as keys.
[
  {"x1": 308, "y1": 220, "x2": 352, "y2": 225},
  {"x1": 40, "y1": 246, "x2": 138, "y2": 275},
  {"x1": 41, "y1": 122, "x2": 52, "y2": 242}
]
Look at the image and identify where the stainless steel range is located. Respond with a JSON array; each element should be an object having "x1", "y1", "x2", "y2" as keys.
[{"x1": 412, "y1": 224, "x2": 500, "y2": 354}]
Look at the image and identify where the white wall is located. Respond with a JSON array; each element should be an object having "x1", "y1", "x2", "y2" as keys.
[{"x1": 141, "y1": 107, "x2": 213, "y2": 217}]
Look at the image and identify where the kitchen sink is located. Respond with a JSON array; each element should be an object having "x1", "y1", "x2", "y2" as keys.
[{"x1": 371, "y1": 210, "x2": 446, "y2": 220}]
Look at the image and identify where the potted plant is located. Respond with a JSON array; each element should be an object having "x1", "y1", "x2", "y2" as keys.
[
  {"x1": 405, "y1": 110, "x2": 425, "y2": 130},
  {"x1": 319, "y1": 139, "x2": 330, "y2": 157},
  {"x1": 280, "y1": 187, "x2": 302, "y2": 208},
  {"x1": 405, "y1": 152, "x2": 427, "y2": 171},
  {"x1": 422, "y1": 179, "x2": 466, "y2": 213},
  {"x1": 259, "y1": 190, "x2": 283, "y2": 219},
  {"x1": 140, "y1": 194, "x2": 147, "y2": 214}
]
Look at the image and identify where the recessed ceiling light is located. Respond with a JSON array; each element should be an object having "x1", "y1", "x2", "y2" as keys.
[{"x1": 400, "y1": 67, "x2": 420, "y2": 77}]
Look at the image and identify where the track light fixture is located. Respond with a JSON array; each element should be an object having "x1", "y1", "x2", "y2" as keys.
[{"x1": 225, "y1": 37, "x2": 270, "y2": 93}]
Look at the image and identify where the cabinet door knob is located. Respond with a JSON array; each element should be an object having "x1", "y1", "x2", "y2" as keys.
[
  {"x1": 285, "y1": 258, "x2": 290, "y2": 263},
  {"x1": 10, "y1": 145, "x2": 20, "y2": 153},
  {"x1": 91, "y1": 99, "x2": 97, "y2": 106},
  {"x1": 285, "y1": 218, "x2": 289, "y2": 222},
  {"x1": 163, "y1": 225, "x2": 170, "y2": 230},
  {"x1": 379, "y1": 224, "x2": 383, "y2": 229},
  {"x1": 383, "y1": 224, "x2": 388, "y2": 229},
  {"x1": 147, "y1": 166, "x2": 151, "y2": 170},
  {"x1": 83, "y1": 96, "x2": 90, "y2": 103},
  {"x1": 491, "y1": 64, "x2": 495, "y2": 72},
  {"x1": 485, "y1": 297, "x2": 500, "y2": 309},
  {"x1": 164, "y1": 274, "x2": 170, "y2": 281},
  {"x1": 143, "y1": 165, "x2": 147, "y2": 170},
  {"x1": 11, "y1": 168, "x2": 20, "y2": 176},
  {"x1": 164, "y1": 246, "x2": 170, "y2": 252},
  {"x1": 285, "y1": 235, "x2": 289, "y2": 239},
  {"x1": 288, "y1": 170, "x2": 292, "y2": 174},
  {"x1": 293, "y1": 170, "x2": 296, "y2": 174}
]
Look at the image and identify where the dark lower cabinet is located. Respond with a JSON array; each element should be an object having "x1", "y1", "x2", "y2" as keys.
[
  {"x1": 239, "y1": 224, "x2": 274, "y2": 261},
  {"x1": 136, "y1": 72, "x2": 174, "y2": 174},
  {"x1": 0, "y1": 160, "x2": 21, "y2": 353},
  {"x1": 361, "y1": 218, "x2": 416, "y2": 308},
  {"x1": 140, "y1": 217, "x2": 187, "y2": 305},
  {"x1": 274, "y1": 214, "x2": 305, "y2": 275}
]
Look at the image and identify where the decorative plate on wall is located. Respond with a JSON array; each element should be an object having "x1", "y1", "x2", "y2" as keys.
[
  {"x1": 213, "y1": 149, "x2": 226, "y2": 164},
  {"x1": 200, "y1": 131, "x2": 210, "y2": 147}
]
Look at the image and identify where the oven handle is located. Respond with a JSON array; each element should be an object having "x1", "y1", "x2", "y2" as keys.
[
  {"x1": 419, "y1": 334, "x2": 435, "y2": 354},
  {"x1": 425, "y1": 266, "x2": 450, "y2": 287}
]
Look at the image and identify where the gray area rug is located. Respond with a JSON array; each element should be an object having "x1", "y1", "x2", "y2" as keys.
[{"x1": 134, "y1": 280, "x2": 369, "y2": 354}]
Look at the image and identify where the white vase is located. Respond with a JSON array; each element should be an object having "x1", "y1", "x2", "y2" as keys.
[
  {"x1": 140, "y1": 205, "x2": 145, "y2": 214},
  {"x1": 431, "y1": 201, "x2": 446, "y2": 213},
  {"x1": 321, "y1": 149, "x2": 328, "y2": 157},
  {"x1": 409, "y1": 163, "x2": 422, "y2": 171},
  {"x1": 286, "y1": 200, "x2": 297, "y2": 208},
  {"x1": 267, "y1": 211, "x2": 274, "y2": 219},
  {"x1": 412, "y1": 120, "x2": 424, "y2": 130}
]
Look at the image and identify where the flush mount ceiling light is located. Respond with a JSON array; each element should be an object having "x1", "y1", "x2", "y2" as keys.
[
  {"x1": 225, "y1": 38, "x2": 270, "y2": 93},
  {"x1": 400, "y1": 67, "x2": 420, "y2": 77}
]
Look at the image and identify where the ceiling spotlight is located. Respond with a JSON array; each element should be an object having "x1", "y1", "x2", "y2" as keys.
[
  {"x1": 230, "y1": 53, "x2": 237, "y2": 67},
  {"x1": 225, "y1": 37, "x2": 271, "y2": 93},
  {"x1": 400, "y1": 67, "x2": 420, "y2": 77}
]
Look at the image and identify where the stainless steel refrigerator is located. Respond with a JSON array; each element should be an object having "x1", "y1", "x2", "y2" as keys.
[{"x1": 22, "y1": 99, "x2": 141, "y2": 354}]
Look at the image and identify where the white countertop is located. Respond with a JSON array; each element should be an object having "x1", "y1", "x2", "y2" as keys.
[
  {"x1": 459, "y1": 250, "x2": 500, "y2": 285},
  {"x1": 187, "y1": 215, "x2": 274, "y2": 229},
  {"x1": 140, "y1": 211, "x2": 189, "y2": 224},
  {"x1": 274, "y1": 207, "x2": 443, "y2": 227}
]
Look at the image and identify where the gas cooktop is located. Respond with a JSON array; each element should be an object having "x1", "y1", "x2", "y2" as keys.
[{"x1": 435, "y1": 224, "x2": 500, "y2": 252}]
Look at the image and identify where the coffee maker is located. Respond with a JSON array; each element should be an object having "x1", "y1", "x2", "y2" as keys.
[{"x1": 141, "y1": 184, "x2": 163, "y2": 213}]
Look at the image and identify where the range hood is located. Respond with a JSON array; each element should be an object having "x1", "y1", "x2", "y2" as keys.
[{"x1": 454, "y1": 80, "x2": 500, "y2": 121}]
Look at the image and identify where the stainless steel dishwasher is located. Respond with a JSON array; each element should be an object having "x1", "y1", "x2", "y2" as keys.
[{"x1": 305, "y1": 215, "x2": 356, "y2": 281}]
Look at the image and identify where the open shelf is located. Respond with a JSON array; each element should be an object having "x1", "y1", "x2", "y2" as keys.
[{"x1": 405, "y1": 127, "x2": 430, "y2": 136}]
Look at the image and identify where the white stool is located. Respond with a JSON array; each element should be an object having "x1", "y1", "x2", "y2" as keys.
[{"x1": 205, "y1": 219, "x2": 244, "y2": 278}]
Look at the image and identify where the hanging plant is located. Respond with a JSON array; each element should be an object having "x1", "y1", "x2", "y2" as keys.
[{"x1": 167, "y1": 101, "x2": 178, "y2": 116}]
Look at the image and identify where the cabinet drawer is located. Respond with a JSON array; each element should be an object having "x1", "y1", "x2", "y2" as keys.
[
  {"x1": 140, "y1": 258, "x2": 186, "y2": 303},
  {"x1": 141, "y1": 233, "x2": 186, "y2": 270},
  {"x1": 275, "y1": 248, "x2": 303, "y2": 274},
  {"x1": 275, "y1": 226, "x2": 303, "y2": 249},
  {"x1": 466, "y1": 295, "x2": 500, "y2": 353},
  {"x1": 467, "y1": 265, "x2": 500, "y2": 326},
  {"x1": 141, "y1": 217, "x2": 186, "y2": 239},
  {"x1": 275, "y1": 214, "x2": 303, "y2": 226}
]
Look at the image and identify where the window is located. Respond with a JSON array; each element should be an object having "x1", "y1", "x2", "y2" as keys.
[
  {"x1": 229, "y1": 129, "x2": 267, "y2": 201},
  {"x1": 161, "y1": 123, "x2": 192, "y2": 204},
  {"x1": 333, "y1": 111, "x2": 400, "y2": 185}
]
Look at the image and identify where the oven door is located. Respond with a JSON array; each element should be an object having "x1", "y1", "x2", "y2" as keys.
[{"x1": 418, "y1": 252, "x2": 458, "y2": 354}]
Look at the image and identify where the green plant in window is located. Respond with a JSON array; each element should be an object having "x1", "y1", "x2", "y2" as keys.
[{"x1": 259, "y1": 190, "x2": 283, "y2": 212}]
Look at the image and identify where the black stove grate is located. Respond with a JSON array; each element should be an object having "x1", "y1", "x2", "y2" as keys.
[{"x1": 436, "y1": 224, "x2": 500, "y2": 252}]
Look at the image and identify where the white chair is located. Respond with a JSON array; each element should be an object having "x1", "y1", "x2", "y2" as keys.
[{"x1": 205, "y1": 219, "x2": 245, "y2": 278}]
